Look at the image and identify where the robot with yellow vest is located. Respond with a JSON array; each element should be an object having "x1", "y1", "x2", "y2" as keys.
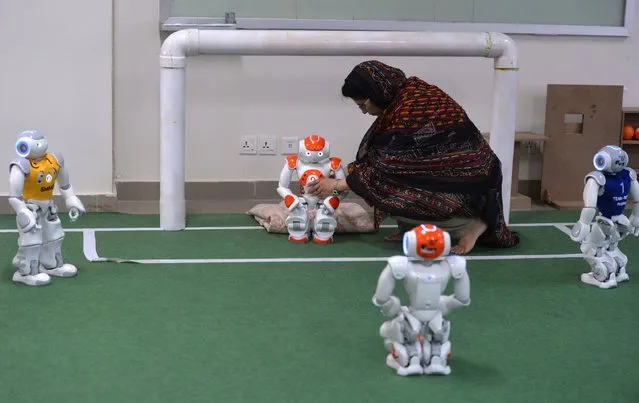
[{"x1": 8, "y1": 130, "x2": 86, "y2": 286}]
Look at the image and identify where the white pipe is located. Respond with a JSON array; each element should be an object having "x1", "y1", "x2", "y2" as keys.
[
  {"x1": 159, "y1": 29, "x2": 518, "y2": 230},
  {"x1": 491, "y1": 69, "x2": 518, "y2": 225},
  {"x1": 160, "y1": 67, "x2": 186, "y2": 231}
]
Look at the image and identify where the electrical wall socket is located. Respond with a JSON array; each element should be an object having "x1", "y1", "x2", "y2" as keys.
[
  {"x1": 280, "y1": 137, "x2": 299, "y2": 155},
  {"x1": 258, "y1": 136, "x2": 277, "y2": 155},
  {"x1": 240, "y1": 135, "x2": 257, "y2": 155}
]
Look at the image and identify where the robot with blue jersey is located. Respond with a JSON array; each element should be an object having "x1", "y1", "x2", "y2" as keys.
[
  {"x1": 8, "y1": 130, "x2": 86, "y2": 286},
  {"x1": 570, "y1": 145, "x2": 639, "y2": 289}
]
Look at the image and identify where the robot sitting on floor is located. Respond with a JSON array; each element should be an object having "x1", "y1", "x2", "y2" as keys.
[
  {"x1": 8, "y1": 130, "x2": 86, "y2": 286},
  {"x1": 372, "y1": 224, "x2": 471, "y2": 376},
  {"x1": 570, "y1": 145, "x2": 639, "y2": 289},
  {"x1": 276, "y1": 134, "x2": 347, "y2": 243}
]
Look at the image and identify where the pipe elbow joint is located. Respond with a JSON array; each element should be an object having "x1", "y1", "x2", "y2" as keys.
[
  {"x1": 160, "y1": 29, "x2": 200, "y2": 69},
  {"x1": 487, "y1": 32, "x2": 518, "y2": 70}
]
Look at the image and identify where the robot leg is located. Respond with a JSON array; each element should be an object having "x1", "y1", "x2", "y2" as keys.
[
  {"x1": 379, "y1": 315, "x2": 424, "y2": 376},
  {"x1": 580, "y1": 224, "x2": 617, "y2": 289},
  {"x1": 379, "y1": 315, "x2": 423, "y2": 376},
  {"x1": 395, "y1": 310, "x2": 424, "y2": 376},
  {"x1": 423, "y1": 313, "x2": 452, "y2": 375},
  {"x1": 312, "y1": 202, "x2": 338, "y2": 244},
  {"x1": 607, "y1": 243, "x2": 629, "y2": 283},
  {"x1": 12, "y1": 209, "x2": 51, "y2": 286},
  {"x1": 39, "y1": 205, "x2": 77, "y2": 278},
  {"x1": 380, "y1": 318, "x2": 408, "y2": 370},
  {"x1": 285, "y1": 201, "x2": 310, "y2": 243}
]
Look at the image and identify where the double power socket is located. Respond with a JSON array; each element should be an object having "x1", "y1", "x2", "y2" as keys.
[{"x1": 240, "y1": 135, "x2": 299, "y2": 155}]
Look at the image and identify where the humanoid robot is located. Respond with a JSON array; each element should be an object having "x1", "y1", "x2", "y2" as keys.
[
  {"x1": 570, "y1": 145, "x2": 639, "y2": 289},
  {"x1": 277, "y1": 134, "x2": 347, "y2": 243},
  {"x1": 372, "y1": 224, "x2": 471, "y2": 376},
  {"x1": 8, "y1": 130, "x2": 86, "y2": 286}
]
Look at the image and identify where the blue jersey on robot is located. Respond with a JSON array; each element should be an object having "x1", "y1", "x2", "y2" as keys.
[{"x1": 597, "y1": 169, "x2": 631, "y2": 218}]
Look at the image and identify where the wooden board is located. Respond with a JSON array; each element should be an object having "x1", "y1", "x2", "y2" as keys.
[{"x1": 540, "y1": 84, "x2": 624, "y2": 208}]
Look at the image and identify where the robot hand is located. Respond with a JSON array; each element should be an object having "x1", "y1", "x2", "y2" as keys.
[
  {"x1": 570, "y1": 221, "x2": 591, "y2": 242},
  {"x1": 374, "y1": 295, "x2": 401, "y2": 317},
  {"x1": 284, "y1": 194, "x2": 300, "y2": 211},
  {"x1": 65, "y1": 196, "x2": 85, "y2": 222},
  {"x1": 627, "y1": 213, "x2": 639, "y2": 236},
  {"x1": 16, "y1": 207, "x2": 38, "y2": 233}
]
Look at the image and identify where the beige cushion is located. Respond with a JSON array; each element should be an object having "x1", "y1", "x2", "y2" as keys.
[{"x1": 247, "y1": 201, "x2": 376, "y2": 234}]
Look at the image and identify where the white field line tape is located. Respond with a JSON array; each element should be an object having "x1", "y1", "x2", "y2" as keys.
[{"x1": 81, "y1": 229, "x2": 582, "y2": 265}]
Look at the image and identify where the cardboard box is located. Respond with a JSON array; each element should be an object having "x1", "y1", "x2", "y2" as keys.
[{"x1": 541, "y1": 84, "x2": 624, "y2": 208}]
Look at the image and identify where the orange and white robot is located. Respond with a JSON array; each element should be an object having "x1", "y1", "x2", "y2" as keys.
[
  {"x1": 8, "y1": 130, "x2": 86, "y2": 286},
  {"x1": 277, "y1": 134, "x2": 347, "y2": 243},
  {"x1": 372, "y1": 224, "x2": 471, "y2": 376}
]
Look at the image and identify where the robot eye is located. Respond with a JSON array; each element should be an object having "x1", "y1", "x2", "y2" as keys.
[
  {"x1": 16, "y1": 141, "x2": 29, "y2": 155},
  {"x1": 317, "y1": 152, "x2": 323, "y2": 157},
  {"x1": 306, "y1": 151, "x2": 311, "y2": 156}
]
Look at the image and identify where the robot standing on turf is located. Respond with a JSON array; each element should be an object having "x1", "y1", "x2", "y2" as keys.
[
  {"x1": 277, "y1": 134, "x2": 347, "y2": 243},
  {"x1": 8, "y1": 130, "x2": 86, "y2": 286},
  {"x1": 372, "y1": 224, "x2": 470, "y2": 376},
  {"x1": 570, "y1": 145, "x2": 639, "y2": 289}
]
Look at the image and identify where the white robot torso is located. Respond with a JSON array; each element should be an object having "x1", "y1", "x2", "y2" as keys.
[
  {"x1": 387, "y1": 255, "x2": 466, "y2": 323},
  {"x1": 277, "y1": 134, "x2": 346, "y2": 209},
  {"x1": 285, "y1": 156, "x2": 343, "y2": 207}
]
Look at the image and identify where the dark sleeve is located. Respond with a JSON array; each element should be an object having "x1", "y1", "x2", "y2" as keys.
[{"x1": 344, "y1": 160, "x2": 375, "y2": 206}]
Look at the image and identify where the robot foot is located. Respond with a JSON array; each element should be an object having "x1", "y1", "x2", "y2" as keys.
[
  {"x1": 385, "y1": 354, "x2": 401, "y2": 371},
  {"x1": 581, "y1": 272, "x2": 617, "y2": 289},
  {"x1": 396, "y1": 357, "x2": 424, "y2": 376},
  {"x1": 312, "y1": 234, "x2": 333, "y2": 244},
  {"x1": 12, "y1": 271, "x2": 51, "y2": 286},
  {"x1": 385, "y1": 355, "x2": 424, "y2": 376},
  {"x1": 41, "y1": 263, "x2": 78, "y2": 278},
  {"x1": 288, "y1": 234, "x2": 309, "y2": 243},
  {"x1": 616, "y1": 267, "x2": 630, "y2": 283},
  {"x1": 423, "y1": 357, "x2": 451, "y2": 376}
]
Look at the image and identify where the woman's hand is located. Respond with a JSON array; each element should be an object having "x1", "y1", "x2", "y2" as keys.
[{"x1": 306, "y1": 178, "x2": 338, "y2": 197}]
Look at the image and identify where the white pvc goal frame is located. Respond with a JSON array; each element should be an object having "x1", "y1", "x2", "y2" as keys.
[{"x1": 159, "y1": 29, "x2": 518, "y2": 231}]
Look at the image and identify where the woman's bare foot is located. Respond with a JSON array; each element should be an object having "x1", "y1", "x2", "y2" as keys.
[
  {"x1": 450, "y1": 218, "x2": 488, "y2": 255},
  {"x1": 384, "y1": 231, "x2": 403, "y2": 242}
]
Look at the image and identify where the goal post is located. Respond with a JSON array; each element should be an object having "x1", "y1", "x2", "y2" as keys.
[{"x1": 159, "y1": 29, "x2": 518, "y2": 230}]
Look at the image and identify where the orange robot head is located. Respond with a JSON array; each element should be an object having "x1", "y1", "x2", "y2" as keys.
[
  {"x1": 299, "y1": 134, "x2": 330, "y2": 164},
  {"x1": 402, "y1": 224, "x2": 451, "y2": 260}
]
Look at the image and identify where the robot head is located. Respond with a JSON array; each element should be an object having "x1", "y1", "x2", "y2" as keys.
[
  {"x1": 402, "y1": 224, "x2": 451, "y2": 260},
  {"x1": 15, "y1": 130, "x2": 48, "y2": 159},
  {"x1": 593, "y1": 145, "x2": 628, "y2": 173},
  {"x1": 299, "y1": 134, "x2": 330, "y2": 164}
]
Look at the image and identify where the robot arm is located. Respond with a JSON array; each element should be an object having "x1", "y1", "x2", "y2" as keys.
[
  {"x1": 276, "y1": 157, "x2": 300, "y2": 211},
  {"x1": 571, "y1": 174, "x2": 604, "y2": 242},
  {"x1": 627, "y1": 168, "x2": 639, "y2": 234},
  {"x1": 8, "y1": 161, "x2": 37, "y2": 232},
  {"x1": 329, "y1": 157, "x2": 349, "y2": 199},
  {"x1": 439, "y1": 256, "x2": 470, "y2": 316},
  {"x1": 319, "y1": 158, "x2": 348, "y2": 214},
  {"x1": 52, "y1": 153, "x2": 85, "y2": 221},
  {"x1": 372, "y1": 257, "x2": 405, "y2": 317}
]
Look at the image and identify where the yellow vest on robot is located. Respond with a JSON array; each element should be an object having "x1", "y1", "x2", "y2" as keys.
[{"x1": 22, "y1": 153, "x2": 60, "y2": 201}]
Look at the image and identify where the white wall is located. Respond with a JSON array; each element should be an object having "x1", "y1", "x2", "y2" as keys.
[
  {"x1": 0, "y1": 0, "x2": 113, "y2": 195},
  {"x1": 114, "y1": 0, "x2": 639, "y2": 184},
  {"x1": 2, "y1": 0, "x2": 638, "y2": 194}
]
